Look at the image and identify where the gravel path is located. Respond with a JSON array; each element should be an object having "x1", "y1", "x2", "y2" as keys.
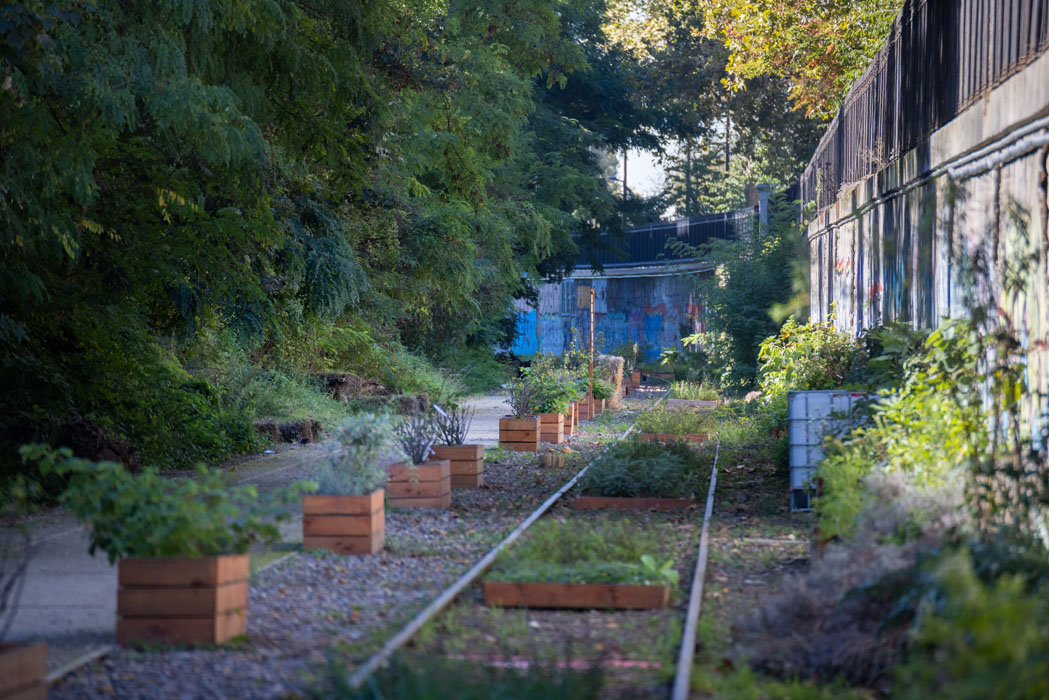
[{"x1": 50, "y1": 395, "x2": 659, "y2": 698}]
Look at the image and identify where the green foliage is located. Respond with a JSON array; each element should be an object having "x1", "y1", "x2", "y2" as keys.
[
  {"x1": 637, "y1": 407, "x2": 716, "y2": 435},
  {"x1": 757, "y1": 316, "x2": 866, "y2": 418},
  {"x1": 670, "y1": 381, "x2": 720, "y2": 401},
  {"x1": 26, "y1": 445, "x2": 302, "y2": 562},
  {"x1": 318, "y1": 654, "x2": 602, "y2": 700},
  {"x1": 580, "y1": 439, "x2": 707, "y2": 498},
  {"x1": 489, "y1": 517, "x2": 679, "y2": 587},
  {"x1": 590, "y1": 378, "x2": 615, "y2": 401},
  {"x1": 313, "y1": 414, "x2": 402, "y2": 496},
  {"x1": 697, "y1": 664, "x2": 874, "y2": 700},
  {"x1": 893, "y1": 547, "x2": 1049, "y2": 700}
]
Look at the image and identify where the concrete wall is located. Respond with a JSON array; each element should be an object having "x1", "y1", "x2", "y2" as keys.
[
  {"x1": 806, "y1": 47, "x2": 1049, "y2": 427},
  {"x1": 511, "y1": 267, "x2": 708, "y2": 360}
]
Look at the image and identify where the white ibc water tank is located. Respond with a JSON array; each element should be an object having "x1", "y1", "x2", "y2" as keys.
[{"x1": 787, "y1": 390, "x2": 868, "y2": 512}]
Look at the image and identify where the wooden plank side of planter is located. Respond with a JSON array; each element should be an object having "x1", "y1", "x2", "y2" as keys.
[
  {"x1": 432, "y1": 444, "x2": 484, "y2": 461},
  {"x1": 483, "y1": 581, "x2": 670, "y2": 609},
  {"x1": 0, "y1": 642, "x2": 47, "y2": 698},
  {"x1": 386, "y1": 476, "x2": 452, "y2": 498},
  {"x1": 637, "y1": 433, "x2": 711, "y2": 444},
  {"x1": 499, "y1": 417, "x2": 540, "y2": 430},
  {"x1": 118, "y1": 554, "x2": 249, "y2": 587},
  {"x1": 445, "y1": 459, "x2": 483, "y2": 476},
  {"x1": 498, "y1": 429, "x2": 538, "y2": 441},
  {"x1": 450, "y1": 473, "x2": 483, "y2": 489},
  {"x1": 386, "y1": 460, "x2": 450, "y2": 482},
  {"x1": 302, "y1": 491, "x2": 383, "y2": 515},
  {"x1": 388, "y1": 492, "x2": 452, "y2": 509},
  {"x1": 303, "y1": 528, "x2": 384, "y2": 555},
  {"x1": 303, "y1": 511, "x2": 382, "y2": 536},
  {"x1": 118, "y1": 581, "x2": 248, "y2": 617},
  {"x1": 540, "y1": 431, "x2": 564, "y2": 444},
  {"x1": 500, "y1": 441, "x2": 538, "y2": 452},
  {"x1": 116, "y1": 609, "x2": 247, "y2": 646},
  {"x1": 2, "y1": 681, "x2": 47, "y2": 700},
  {"x1": 574, "y1": 495, "x2": 695, "y2": 511}
]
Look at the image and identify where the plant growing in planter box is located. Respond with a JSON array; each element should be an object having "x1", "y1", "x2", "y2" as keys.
[
  {"x1": 1, "y1": 476, "x2": 47, "y2": 700},
  {"x1": 528, "y1": 369, "x2": 577, "y2": 445},
  {"x1": 500, "y1": 376, "x2": 541, "y2": 452},
  {"x1": 576, "y1": 440, "x2": 706, "y2": 510},
  {"x1": 636, "y1": 407, "x2": 715, "y2": 443},
  {"x1": 387, "y1": 413, "x2": 451, "y2": 508},
  {"x1": 484, "y1": 517, "x2": 678, "y2": 609},
  {"x1": 432, "y1": 404, "x2": 485, "y2": 488},
  {"x1": 305, "y1": 413, "x2": 403, "y2": 555},
  {"x1": 27, "y1": 444, "x2": 303, "y2": 646}
]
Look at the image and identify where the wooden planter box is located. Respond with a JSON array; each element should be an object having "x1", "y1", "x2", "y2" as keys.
[
  {"x1": 386, "y1": 460, "x2": 452, "y2": 508},
  {"x1": 574, "y1": 495, "x2": 695, "y2": 511},
  {"x1": 432, "y1": 444, "x2": 485, "y2": 488},
  {"x1": 593, "y1": 399, "x2": 606, "y2": 415},
  {"x1": 538, "y1": 412, "x2": 564, "y2": 444},
  {"x1": 563, "y1": 403, "x2": 576, "y2": 437},
  {"x1": 483, "y1": 581, "x2": 670, "y2": 609},
  {"x1": 574, "y1": 399, "x2": 590, "y2": 422},
  {"x1": 0, "y1": 642, "x2": 47, "y2": 700},
  {"x1": 499, "y1": 416, "x2": 540, "y2": 452},
  {"x1": 302, "y1": 490, "x2": 384, "y2": 555},
  {"x1": 631, "y1": 370, "x2": 642, "y2": 386},
  {"x1": 638, "y1": 432, "x2": 711, "y2": 444},
  {"x1": 117, "y1": 554, "x2": 249, "y2": 646},
  {"x1": 666, "y1": 398, "x2": 721, "y2": 410}
]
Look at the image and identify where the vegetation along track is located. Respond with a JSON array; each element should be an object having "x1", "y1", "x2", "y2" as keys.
[{"x1": 343, "y1": 385, "x2": 722, "y2": 700}]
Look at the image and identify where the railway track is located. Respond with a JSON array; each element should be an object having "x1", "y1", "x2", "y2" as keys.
[{"x1": 348, "y1": 384, "x2": 721, "y2": 698}]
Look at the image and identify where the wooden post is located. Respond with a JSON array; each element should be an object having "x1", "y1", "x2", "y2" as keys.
[{"x1": 588, "y1": 287, "x2": 595, "y2": 418}]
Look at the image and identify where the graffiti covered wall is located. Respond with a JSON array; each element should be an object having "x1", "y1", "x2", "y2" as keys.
[{"x1": 511, "y1": 271, "x2": 708, "y2": 360}]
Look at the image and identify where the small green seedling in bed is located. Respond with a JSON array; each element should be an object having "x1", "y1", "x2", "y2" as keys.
[
  {"x1": 579, "y1": 439, "x2": 708, "y2": 498},
  {"x1": 489, "y1": 517, "x2": 678, "y2": 586}
]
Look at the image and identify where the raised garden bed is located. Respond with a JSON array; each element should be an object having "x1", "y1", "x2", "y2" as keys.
[
  {"x1": 386, "y1": 460, "x2": 451, "y2": 508},
  {"x1": 499, "y1": 416, "x2": 540, "y2": 452},
  {"x1": 573, "y1": 495, "x2": 695, "y2": 511},
  {"x1": 432, "y1": 444, "x2": 485, "y2": 488},
  {"x1": 539, "y1": 412, "x2": 564, "y2": 444},
  {"x1": 0, "y1": 641, "x2": 47, "y2": 700},
  {"x1": 116, "y1": 554, "x2": 250, "y2": 645},
  {"x1": 483, "y1": 581, "x2": 670, "y2": 609},
  {"x1": 637, "y1": 432, "x2": 711, "y2": 444},
  {"x1": 302, "y1": 490, "x2": 384, "y2": 555},
  {"x1": 666, "y1": 398, "x2": 720, "y2": 410},
  {"x1": 563, "y1": 402, "x2": 577, "y2": 437},
  {"x1": 485, "y1": 518, "x2": 677, "y2": 611},
  {"x1": 575, "y1": 439, "x2": 706, "y2": 510}
]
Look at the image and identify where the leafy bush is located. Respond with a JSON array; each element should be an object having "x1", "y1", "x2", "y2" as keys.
[
  {"x1": 489, "y1": 517, "x2": 679, "y2": 586},
  {"x1": 313, "y1": 414, "x2": 402, "y2": 496},
  {"x1": 757, "y1": 316, "x2": 866, "y2": 420},
  {"x1": 580, "y1": 439, "x2": 707, "y2": 498},
  {"x1": 637, "y1": 407, "x2": 716, "y2": 435},
  {"x1": 506, "y1": 375, "x2": 540, "y2": 418},
  {"x1": 590, "y1": 378, "x2": 614, "y2": 401},
  {"x1": 670, "y1": 380, "x2": 720, "y2": 401},
  {"x1": 26, "y1": 445, "x2": 303, "y2": 562},
  {"x1": 317, "y1": 654, "x2": 602, "y2": 700},
  {"x1": 893, "y1": 547, "x2": 1049, "y2": 700}
]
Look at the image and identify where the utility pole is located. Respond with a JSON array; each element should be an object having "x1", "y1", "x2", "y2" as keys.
[
  {"x1": 622, "y1": 149, "x2": 628, "y2": 198},
  {"x1": 535, "y1": 300, "x2": 541, "y2": 355},
  {"x1": 588, "y1": 287, "x2": 595, "y2": 418}
]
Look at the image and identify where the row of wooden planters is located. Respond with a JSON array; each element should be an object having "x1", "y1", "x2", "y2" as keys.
[
  {"x1": 104, "y1": 448, "x2": 487, "y2": 654},
  {"x1": 498, "y1": 398, "x2": 607, "y2": 452}
]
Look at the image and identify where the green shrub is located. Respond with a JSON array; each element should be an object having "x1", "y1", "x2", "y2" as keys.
[
  {"x1": 317, "y1": 654, "x2": 602, "y2": 700},
  {"x1": 26, "y1": 444, "x2": 304, "y2": 562},
  {"x1": 757, "y1": 316, "x2": 866, "y2": 420},
  {"x1": 893, "y1": 548, "x2": 1049, "y2": 700},
  {"x1": 580, "y1": 439, "x2": 707, "y2": 498},
  {"x1": 699, "y1": 665, "x2": 874, "y2": 700},
  {"x1": 590, "y1": 378, "x2": 614, "y2": 400},
  {"x1": 312, "y1": 414, "x2": 402, "y2": 495},
  {"x1": 670, "y1": 380, "x2": 720, "y2": 401},
  {"x1": 637, "y1": 407, "x2": 716, "y2": 435},
  {"x1": 489, "y1": 517, "x2": 679, "y2": 586}
]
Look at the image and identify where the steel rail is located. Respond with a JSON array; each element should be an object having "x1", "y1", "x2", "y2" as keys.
[
  {"x1": 671, "y1": 440, "x2": 720, "y2": 700},
  {"x1": 346, "y1": 384, "x2": 672, "y2": 688}
]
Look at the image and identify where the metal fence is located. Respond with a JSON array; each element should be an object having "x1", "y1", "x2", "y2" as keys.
[
  {"x1": 801, "y1": 0, "x2": 1049, "y2": 213},
  {"x1": 575, "y1": 208, "x2": 753, "y2": 268}
]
